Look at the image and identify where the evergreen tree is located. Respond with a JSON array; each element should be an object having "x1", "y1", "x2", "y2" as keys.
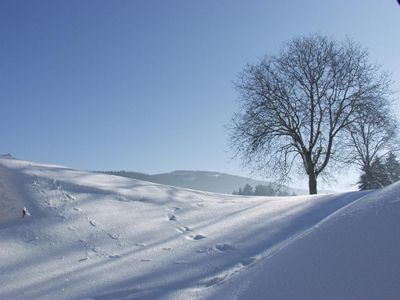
[
  {"x1": 370, "y1": 157, "x2": 387, "y2": 189},
  {"x1": 242, "y1": 184, "x2": 253, "y2": 195},
  {"x1": 358, "y1": 154, "x2": 400, "y2": 190},
  {"x1": 233, "y1": 183, "x2": 292, "y2": 196},
  {"x1": 384, "y1": 153, "x2": 400, "y2": 185},
  {"x1": 358, "y1": 167, "x2": 372, "y2": 190},
  {"x1": 254, "y1": 184, "x2": 274, "y2": 196},
  {"x1": 359, "y1": 158, "x2": 381, "y2": 190}
]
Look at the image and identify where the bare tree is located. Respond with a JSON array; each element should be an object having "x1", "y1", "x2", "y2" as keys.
[
  {"x1": 230, "y1": 34, "x2": 393, "y2": 194},
  {"x1": 343, "y1": 100, "x2": 398, "y2": 174}
]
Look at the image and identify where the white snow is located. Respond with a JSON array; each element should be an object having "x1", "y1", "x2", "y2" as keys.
[{"x1": 0, "y1": 157, "x2": 399, "y2": 299}]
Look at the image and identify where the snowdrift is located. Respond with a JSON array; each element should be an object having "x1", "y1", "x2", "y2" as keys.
[{"x1": 0, "y1": 157, "x2": 399, "y2": 299}]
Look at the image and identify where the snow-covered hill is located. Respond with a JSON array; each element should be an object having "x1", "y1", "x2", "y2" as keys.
[{"x1": 0, "y1": 157, "x2": 399, "y2": 299}]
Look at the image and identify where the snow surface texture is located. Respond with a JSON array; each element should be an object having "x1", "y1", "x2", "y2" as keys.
[{"x1": 0, "y1": 157, "x2": 399, "y2": 299}]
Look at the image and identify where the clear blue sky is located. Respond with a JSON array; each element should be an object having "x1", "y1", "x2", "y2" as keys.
[{"x1": 1, "y1": 0, "x2": 400, "y2": 186}]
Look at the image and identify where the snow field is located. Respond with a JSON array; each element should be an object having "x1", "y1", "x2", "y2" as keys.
[{"x1": 0, "y1": 157, "x2": 399, "y2": 299}]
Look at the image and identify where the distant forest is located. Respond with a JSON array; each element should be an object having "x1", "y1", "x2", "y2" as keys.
[
  {"x1": 233, "y1": 183, "x2": 295, "y2": 196},
  {"x1": 100, "y1": 171, "x2": 152, "y2": 182},
  {"x1": 97, "y1": 170, "x2": 302, "y2": 196}
]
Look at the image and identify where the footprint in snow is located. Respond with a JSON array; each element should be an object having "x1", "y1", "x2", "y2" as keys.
[
  {"x1": 188, "y1": 234, "x2": 206, "y2": 241},
  {"x1": 79, "y1": 256, "x2": 89, "y2": 262},
  {"x1": 215, "y1": 244, "x2": 236, "y2": 252},
  {"x1": 168, "y1": 214, "x2": 177, "y2": 221},
  {"x1": 162, "y1": 247, "x2": 172, "y2": 251},
  {"x1": 136, "y1": 243, "x2": 145, "y2": 247},
  {"x1": 65, "y1": 193, "x2": 76, "y2": 200},
  {"x1": 140, "y1": 259, "x2": 152, "y2": 262},
  {"x1": 108, "y1": 233, "x2": 120, "y2": 240},
  {"x1": 89, "y1": 220, "x2": 98, "y2": 227},
  {"x1": 91, "y1": 247, "x2": 104, "y2": 253},
  {"x1": 195, "y1": 247, "x2": 213, "y2": 254}
]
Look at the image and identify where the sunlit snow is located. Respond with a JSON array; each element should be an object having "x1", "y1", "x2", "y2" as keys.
[{"x1": 0, "y1": 156, "x2": 399, "y2": 299}]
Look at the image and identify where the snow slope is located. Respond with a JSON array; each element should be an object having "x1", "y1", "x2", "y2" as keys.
[
  {"x1": 237, "y1": 182, "x2": 400, "y2": 300},
  {"x1": 0, "y1": 157, "x2": 399, "y2": 299}
]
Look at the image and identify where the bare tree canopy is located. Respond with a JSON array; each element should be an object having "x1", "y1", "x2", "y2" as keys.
[
  {"x1": 230, "y1": 34, "x2": 395, "y2": 194},
  {"x1": 343, "y1": 100, "x2": 398, "y2": 170}
]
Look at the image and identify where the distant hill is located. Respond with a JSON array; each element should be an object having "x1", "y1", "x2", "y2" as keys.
[{"x1": 99, "y1": 170, "x2": 308, "y2": 195}]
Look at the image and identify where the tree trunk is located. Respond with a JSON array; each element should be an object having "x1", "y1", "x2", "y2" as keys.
[
  {"x1": 308, "y1": 171, "x2": 317, "y2": 194},
  {"x1": 305, "y1": 154, "x2": 318, "y2": 195}
]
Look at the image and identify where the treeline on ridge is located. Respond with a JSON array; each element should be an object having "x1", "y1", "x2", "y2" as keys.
[{"x1": 233, "y1": 183, "x2": 295, "y2": 196}]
